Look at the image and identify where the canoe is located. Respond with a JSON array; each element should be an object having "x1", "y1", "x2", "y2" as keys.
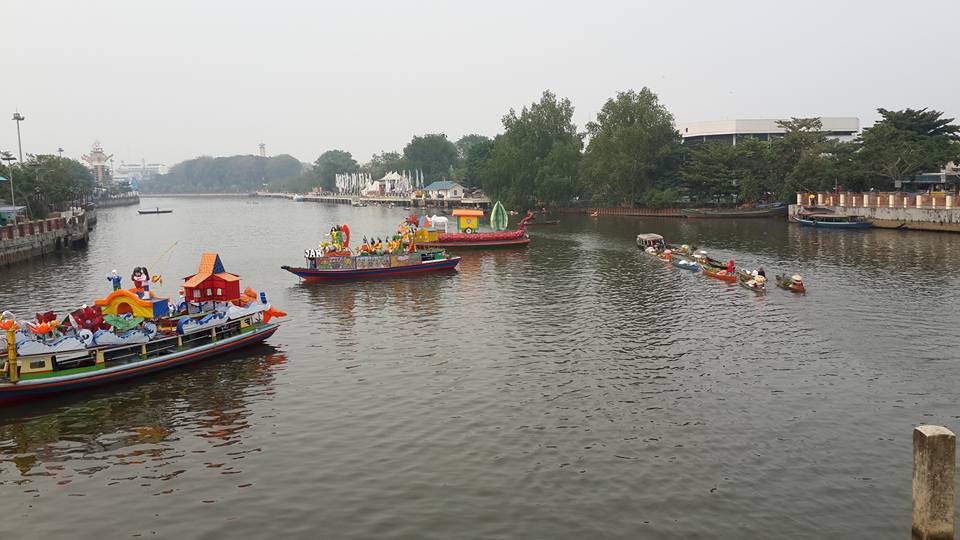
[
  {"x1": 775, "y1": 274, "x2": 806, "y2": 293},
  {"x1": 138, "y1": 209, "x2": 173, "y2": 215},
  {"x1": 670, "y1": 255, "x2": 700, "y2": 272},
  {"x1": 701, "y1": 265, "x2": 737, "y2": 282},
  {"x1": 524, "y1": 219, "x2": 560, "y2": 226},
  {"x1": 737, "y1": 271, "x2": 767, "y2": 293}
]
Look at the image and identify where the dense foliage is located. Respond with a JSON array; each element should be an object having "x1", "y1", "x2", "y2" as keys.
[
  {"x1": 0, "y1": 153, "x2": 96, "y2": 219},
  {"x1": 142, "y1": 154, "x2": 304, "y2": 194}
]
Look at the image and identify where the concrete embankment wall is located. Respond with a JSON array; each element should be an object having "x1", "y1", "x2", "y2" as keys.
[
  {"x1": 789, "y1": 204, "x2": 960, "y2": 232},
  {"x1": 93, "y1": 195, "x2": 140, "y2": 208},
  {"x1": 0, "y1": 211, "x2": 91, "y2": 267}
]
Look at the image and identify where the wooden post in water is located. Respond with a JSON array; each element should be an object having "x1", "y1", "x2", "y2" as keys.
[{"x1": 913, "y1": 425, "x2": 955, "y2": 540}]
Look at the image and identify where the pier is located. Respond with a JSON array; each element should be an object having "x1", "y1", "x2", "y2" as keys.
[
  {"x1": 0, "y1": 208, "x2": 92, "y2": 267},
  {"x1": 793, "y1": 192, "x2": 960, "y2": 232}
]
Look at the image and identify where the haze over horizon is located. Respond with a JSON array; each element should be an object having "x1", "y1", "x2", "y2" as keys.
[{"x1": 6, "y1": 0, "x2": 958, "y2": 168}]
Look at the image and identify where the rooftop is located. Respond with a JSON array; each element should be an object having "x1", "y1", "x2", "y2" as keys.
[{"x1": 424, "y1": 181, "x2": 463, "y2": 191}]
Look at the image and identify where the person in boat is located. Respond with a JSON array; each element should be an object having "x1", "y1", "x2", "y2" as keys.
[
  {"x1": 107, "y1": 269, "x2": 122, "y2": 291},
  {"x1": 726, "y1": 260, "x2": 735, "y2": 274},
  {"x1": 757, "y1": 266, "x2": 766, "y2": 278}
]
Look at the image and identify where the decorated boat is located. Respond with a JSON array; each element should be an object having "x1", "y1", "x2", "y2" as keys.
[
  {"x1": 776, "y1": 274, "x2": 806, "y2": 293},
  {"x1": 738, "y1": 270, "x2": 767, "y2": 293},
  {"x1": 701, "y1": 265, "x2": 738, "y2": 282},
  {"x1": 281, "y1": 223, "x2": 461, "y2": 282},
  {"x1": 415, "y1": 206, "x2": 532, "y2": 248},
  {"x1": 0, "y1": 253, "x2": 285, "y2": 404}
]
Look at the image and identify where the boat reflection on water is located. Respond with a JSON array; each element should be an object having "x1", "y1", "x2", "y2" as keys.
[{"x1": 0, "y1": 348, "x2": 287, "y2": 481}]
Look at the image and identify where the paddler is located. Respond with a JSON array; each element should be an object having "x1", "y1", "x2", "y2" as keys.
[{"x1": 726, "y1": 260, "x2": 735, "y2": 274}]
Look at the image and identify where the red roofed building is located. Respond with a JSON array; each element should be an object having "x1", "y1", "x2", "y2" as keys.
[{"x1": 183, "y1": 253, "x2": 241, "y2": 302}]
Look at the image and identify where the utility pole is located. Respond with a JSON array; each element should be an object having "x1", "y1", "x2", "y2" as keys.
[{"x1": 11, "y1": 112, "x2": 24, "y2": 163}]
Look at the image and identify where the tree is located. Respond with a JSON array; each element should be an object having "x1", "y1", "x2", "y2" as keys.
[
  {"x1": 360, "y1": 151, "x2": 407, "y2": 181},
  {"x1": 143, "y1": 154, "x2": 306, "y2": 193},
  {"x1": 681, "y1": 137, "x2": 772, "y2": 203},
  {"x1": 311, "y1": 150, "x2": 358, "y2": 192},
  {"x1": 479, "y1": 90, "x2": 583, "y2": 208},
  {"x1": 857, "y1": 108, "x2": 960, "y2": 188},
  {"x1": 581, "y1": 88, "x2": 682, "y2": 206},
  {"x1": 452, "y1": 135, "x2": 493, "y2": 188},
  {"x1": 403, "y1": 134, "x2": 458, "y2": 181}
]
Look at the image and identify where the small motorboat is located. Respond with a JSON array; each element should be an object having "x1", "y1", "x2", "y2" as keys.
[
  {"x1": 776, "y1": 274, "x2": 806, "y2": 293},
  {"x1": 738, "y1": 271, "x2": 767, "y2": 293},
  {"x1": 138, "y1": 208, "x2": 173, "y2": 215}
]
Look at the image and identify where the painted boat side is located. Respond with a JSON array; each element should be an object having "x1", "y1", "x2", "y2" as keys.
[
  {"x1": 417, "y1": 238, "x2": 530, "y2": 248},
  {"x1": 0, "y1": 324, "x2": 279, "y2": 404},
  {"x1": 702, "y1": 267, "x2": 738, "y2": 282},
  {"x1": 283, "y1": 257, "x2": 461, "y2": 281}
]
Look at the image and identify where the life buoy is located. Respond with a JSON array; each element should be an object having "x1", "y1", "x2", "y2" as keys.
[{"x1": 463, "y1": 227, "x2": 474, "y2": 234}]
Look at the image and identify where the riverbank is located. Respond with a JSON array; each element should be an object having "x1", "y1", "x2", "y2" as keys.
[
  {"x1": 0, "y1": 207, "x2": 92, "y2": 267},
  {"x1": 92, "y1": 194, "x2": 140, "y2": 208},
  {"x1": 141, "y1": 193, "x2": 251, "y2": 198}
]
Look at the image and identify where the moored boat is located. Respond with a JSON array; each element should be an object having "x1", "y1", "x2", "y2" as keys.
[
  {"x1": 795, "y1": 214, "x2": 871, "y2": 229},
  {"x1": 138, "y1": 208, "x2": 173, "y2": 215},
  {"x1": 684, "y1": 203, "x2": 787, "y2": 219},
  {"x1": 776, "y1": 274, "x2": 806, "y2": 293},
  {"x1": 0, "y1": 253, "x2": 285, "y2": 404}
]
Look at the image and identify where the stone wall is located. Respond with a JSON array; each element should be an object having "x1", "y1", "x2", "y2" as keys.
[
  {"x1": 789, "y1": 204, "x2": 960, "y2": 232},
  {"x1": 0, "y1": 210, "x2": 91, "y2": 267}
]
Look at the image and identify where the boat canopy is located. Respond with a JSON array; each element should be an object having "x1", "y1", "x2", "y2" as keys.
[
  {"x1": 452, "y1": 209, "x2": 484, "y2": 217},
  {"x1": 636, "y1": 233, "x2": 664, "y2": 242}
]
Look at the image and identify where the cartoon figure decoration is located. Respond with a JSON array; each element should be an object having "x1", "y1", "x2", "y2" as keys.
[
  {"x1": 328, "y1": 224, "x2": 351, "y2": 251},
  {"x1": 131, "y1": 267, "x2": 150, "y2": 297},
  {"x1": 107, "y1": 269, "x2": 122, "y2": 291}
]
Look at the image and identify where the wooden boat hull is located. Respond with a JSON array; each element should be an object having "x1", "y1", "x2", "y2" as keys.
[
  {"x1": 702, "y1": 267, "x2": 737, "y2": 282},
  {"x1": 282, "y1": 257, "x2": 460, "y2": 281},
  {"x1": 417, "y1": 238, "x2": 530, "y2": 248},
  {"x1": 685, "y1": 205, "x2": 787, "y2": 219},
  {"x1": 795, "y1": 218, "x2": 871, "y2": 229},
  {"x1": 0, "y1": 323, "x2": 279, "y2": 405},
  {"x1": 775, "y1": 275, "x2": 806, "y2": 293}
]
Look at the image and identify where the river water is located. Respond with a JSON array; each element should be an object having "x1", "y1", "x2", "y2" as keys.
[{"x1": 1, "y1": 196, "x2": 959, "y2": 539}]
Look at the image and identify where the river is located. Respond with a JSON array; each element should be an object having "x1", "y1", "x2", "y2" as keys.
[{"x1": 1, "y1": 196, "x2": 959, "y2": 539}]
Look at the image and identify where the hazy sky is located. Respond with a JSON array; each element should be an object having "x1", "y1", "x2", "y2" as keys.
[{"x1": 6, "y1": 0, "x2": 958, "y2": 167}]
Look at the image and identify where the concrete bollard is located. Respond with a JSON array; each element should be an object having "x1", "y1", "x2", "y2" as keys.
[
  {"x1": 839, "y1": 193, "x2": 846, "y2": 207},
  {"x1": 904, "y1": 196, "x2": 910, "y2": 208},
  {"x1": 913, "y1": 425, "x2": 955, "y2": 540},
  {"x1": 890, "y1": 194, "x2": 896, "y2": 208},
  {"x1": 796, "y1": 193, "x2": 803, "y2": 205},
  {"x1": 917, "y1": 195, "x2": 924, "y2": 208},
  {"x1": 947, "y1": 195, "x2": 953, "y2": 209},
  {"x1": 818, "y1": 193, "x2": 825, "y2": 205}
]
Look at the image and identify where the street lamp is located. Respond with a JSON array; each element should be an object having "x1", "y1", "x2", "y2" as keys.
[
  {"x1": 11, "y1": 112, "x2": 24, "y2": 163},
  {"x1": 57, "y1": 147, "x2": 64, "y2": 159}
]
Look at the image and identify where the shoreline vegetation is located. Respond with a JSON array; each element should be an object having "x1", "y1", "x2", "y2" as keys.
[{"x1": 135, "y1": 89, "x2": 958, "y2": 210}]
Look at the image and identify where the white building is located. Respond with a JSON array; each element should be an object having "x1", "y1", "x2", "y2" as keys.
[
  {"x1": 114, "y1": 160, "x2": 169, "y2": 188},
  {"x1": 676, "y1": 117, "x2": 860, "y2": 145}
]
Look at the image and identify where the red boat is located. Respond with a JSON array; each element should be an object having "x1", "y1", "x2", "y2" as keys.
[
  {"x1": 416, "y1": 211, "x2": 533, "y2": 249},
  {"x1": 701, "y1": 265, "x2": 738, "y2": 282}
]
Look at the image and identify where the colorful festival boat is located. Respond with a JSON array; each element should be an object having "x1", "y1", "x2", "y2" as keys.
[
  {"x1": 0, "y1": 253, "x2": 285, "y2": 404},
  {"x1": 281, "y1": 223, "x2": 461, "y2": 282},
  {"x1": 414, "y1": 205, "x2": 533, "y2": 249}
]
